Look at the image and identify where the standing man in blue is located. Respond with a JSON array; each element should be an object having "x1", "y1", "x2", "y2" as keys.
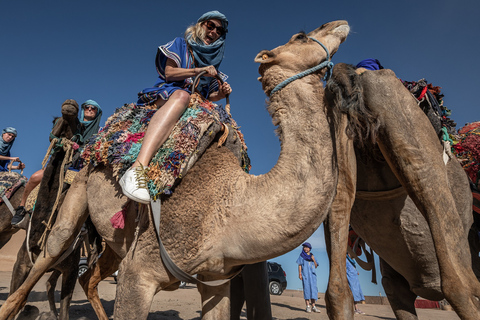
[{"x1": 296, "y1": 242, "x2": 321, "y2": 313}]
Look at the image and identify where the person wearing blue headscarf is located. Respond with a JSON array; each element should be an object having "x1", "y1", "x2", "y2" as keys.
[
  {"x1": 0, "y1": 127, "x2": 25, "y2": 172},
  {"x1": 296, "y1": 242, "x2": 322, "y2": 313},
  {"x1": 12, "y1": 99, "x2": 103, "y2": 227},
  {"x1": 80, "y1": 99, "x2": 103, "y2": 144},
  {"x1": 121, "y1": 11, "x2": 232, "y2": 204},
  {"x1": 356, "y1": 58, "x2": 384, "y2": 71}
]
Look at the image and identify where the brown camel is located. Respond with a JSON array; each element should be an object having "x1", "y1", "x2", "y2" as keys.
[
  {"x1": 0, "y1": 21, "x2": 352, "y2": 320},
  {"x1": 9, "y1": 99, "x2": 85, "y2": 320},
  {"x1": 0, "y1": 185, "x2": 24, "y2": 249},
  {"x1": 325, "y1": 63, "x2": 480, "y2": 320}
]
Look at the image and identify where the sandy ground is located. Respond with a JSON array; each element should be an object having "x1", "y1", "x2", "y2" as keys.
[{"x1": 0, "y1": 232, "x2": 460, "y2": 320}]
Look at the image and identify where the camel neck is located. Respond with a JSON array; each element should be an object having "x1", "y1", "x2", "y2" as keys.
[{"x1": 226, "y1": 77, "x2": 337, "y2": 263}]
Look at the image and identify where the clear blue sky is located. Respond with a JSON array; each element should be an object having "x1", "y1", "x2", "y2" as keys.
[{"x1": 1, "y1": 1, "x2": 479, "y2": 297}]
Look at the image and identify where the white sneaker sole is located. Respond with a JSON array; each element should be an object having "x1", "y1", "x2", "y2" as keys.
[{"x1": 119, "y1": 179, "x2": 151, "y2": 204}]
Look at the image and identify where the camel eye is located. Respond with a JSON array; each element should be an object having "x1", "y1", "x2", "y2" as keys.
[{"x1": 295, "y1": 33, "x2": 307, "y2": 41}]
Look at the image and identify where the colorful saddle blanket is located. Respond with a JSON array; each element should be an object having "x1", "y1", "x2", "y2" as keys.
[
  {"x1": 81, "y1": 94, "x2": 249, "y2": 199},
  {"x1": 453, "y1": 121, "x2": 480, "y2": 188},
  {"x1": 0, "y1": 171, "x2": 27, "y2": 202}
]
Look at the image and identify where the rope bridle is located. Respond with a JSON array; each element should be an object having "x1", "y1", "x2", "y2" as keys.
[{"x1": 269, "y1": 37, "x2": 334, "y2": 97}]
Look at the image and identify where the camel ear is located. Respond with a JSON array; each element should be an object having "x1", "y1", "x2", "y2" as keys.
[{"x1": 254, "y1": 50, "x2": 276, "y2": 64}]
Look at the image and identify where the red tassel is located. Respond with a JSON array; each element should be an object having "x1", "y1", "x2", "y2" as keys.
[{"x1": 110, "y1": 208, "x2": 126, "y2": 229}]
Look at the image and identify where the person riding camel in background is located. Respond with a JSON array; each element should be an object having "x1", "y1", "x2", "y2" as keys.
[
  {"x1": 0, "y1": 127, "x2": 25, "y2": 172},
  {"x1": 119, "y1": 10, "x2": 232, "y2": 204},
  {"x1": 11, "y1": 99, "x2": 103, "y2": 227}
]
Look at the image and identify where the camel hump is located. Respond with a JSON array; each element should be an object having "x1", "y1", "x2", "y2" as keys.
[{"x1": 325, "y1": 63, "x2": 380, "y2": 147}]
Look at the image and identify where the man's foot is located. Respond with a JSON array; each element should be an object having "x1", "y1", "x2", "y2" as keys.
[
  {"x1": 306, "y1": 306, "x2": 311, "y2": 313},
  {"x1": 311, "y1": 306, "x2": 321, "y2": 313},
  {"x1": 355, "y1": 309, "x2": 365, "y2": 314},
  {"x1": 11, "y1": 206, "x2": 26, "y2": 226},
  {"x1": 119, "y1": 165, "x2": 151, "y2": 204}
]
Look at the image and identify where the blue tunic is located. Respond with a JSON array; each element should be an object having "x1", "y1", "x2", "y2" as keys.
[
  {"x1": 296, "y1": 255, "x2": 318, "y2": 300},
  {"x1": 346, "y1": 256, "x2": 365, "y2": 302},
  {"x1": 137, "y1": 37, "x2": 227, "y2": 105},
  {"x1": 0, "y1": 150, "x2": 10, "y2": 172}
]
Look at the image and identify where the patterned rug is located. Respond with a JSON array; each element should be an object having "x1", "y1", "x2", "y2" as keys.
[
  {"x1": 0, "y1": 171, "x2": 27, "y2": 202},
  {"x1": 453, "y1": 121, "x2": 480, "y2": 187},
  {"x1": 81, "y1": 94, "x2": 249, "y2": 198}
]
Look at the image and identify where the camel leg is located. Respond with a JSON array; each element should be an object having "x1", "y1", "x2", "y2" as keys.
[
  {"x1": 197, "y1": 277, "x2": 230, "y2": 320},
  {"x1": 361, "y1": 70, "x2": 480, "y2": 319},
  {"x1": 229, "y1": 273, "x2": 245, "y2": 319},
  {"x1": 380, "y1": 258, "x2": 418, "y2": 320},
  {"x1": 57, "y1": 263, "x2": 78, "y2": 320},
  {"x1": 324, "y1": 116, "x2": 356, "y2": 320},
  {"x1": 9, "y1": 241, "x2": 32, "y2": 296},
  {"x1": 229, "y1": 262, "x2": 272, "y2": 320},
  {"x1": 112, "y1": 259, "x2": 157, "y2": 320},
  {"x1": 46, "y1": 270, "x2": 61, "y2": 318},
  {"x1": 0, "y1": 169, "x2": 89, "y2": 320},
  {"x1": 79, "y1": 245, "x2": 121, "y2": 320},
  {"x1": 0, "y1": 230, "x2": 15, "y2": 250}
]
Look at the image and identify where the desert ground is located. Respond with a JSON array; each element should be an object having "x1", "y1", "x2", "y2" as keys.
[{"x1": 0, "y1": 231, "x2": 460, "y2": 320}]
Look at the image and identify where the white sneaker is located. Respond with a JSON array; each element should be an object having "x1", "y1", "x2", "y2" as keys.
[
  {"x1": 306, "y1": 306, "x2": 311, "y2": 313},
  {"x1": 312, "y1": 306, "x2": 321, "y2": 313},
  {"x1": 119, "y1": 165, "x2": 151, "y2": 204}
]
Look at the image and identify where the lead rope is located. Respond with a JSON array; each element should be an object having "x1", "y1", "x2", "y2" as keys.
[
  {"x1": 270, "y1": 37, "x2": 334, "y2": 97},
  {"x1": 38, "y1": 137, "x2": 77, "y2": 250}
]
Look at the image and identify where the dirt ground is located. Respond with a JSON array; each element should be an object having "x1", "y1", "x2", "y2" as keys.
[{"x1": 0, "y1": 232, "x2": 460, "y2": 320}]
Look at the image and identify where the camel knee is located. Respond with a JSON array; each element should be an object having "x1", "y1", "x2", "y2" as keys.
[{"x1": 46, "y1": 227, "x2": 77, "y2": 257}]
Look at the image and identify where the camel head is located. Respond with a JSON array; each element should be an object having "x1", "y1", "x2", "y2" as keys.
[
  {"x1": 255, "y1": 20, "x2": 349, "y2": 95},
  {"x1": 51, "y1": 99, "x2": 80, "y2": 140},
  {"x1": 61, "y1": 99, "x2": 79, "y2": 119}
]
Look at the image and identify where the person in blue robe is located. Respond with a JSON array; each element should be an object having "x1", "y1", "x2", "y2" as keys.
[
  {"x1": 296, "y1": 242, "x2": 322, "y2": 313},
  {"x1": 347, "y1": 252, "x2": 366, "y2": 314},
  {"x1": 120, "y1": 10, "x2": 233, "y2": 204}
]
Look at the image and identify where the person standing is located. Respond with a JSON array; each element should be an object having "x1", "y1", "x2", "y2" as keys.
[
  {"x1": 347, "y1": 252, "x2": 366, "y2": 314},
  {"x1": 296, "y1": 242, "x2": 321, "y2": 313}
]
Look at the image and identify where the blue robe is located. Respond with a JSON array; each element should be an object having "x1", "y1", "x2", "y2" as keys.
[
  {"x1": 346, "y1": 256, "x2": 365, "y2": 302},
  {"x1": 296, "y1": 255, "x2": 318, "y2": 300},
  {"x1": 137, "y1": 37, "x2": 227, "y2": 105}
]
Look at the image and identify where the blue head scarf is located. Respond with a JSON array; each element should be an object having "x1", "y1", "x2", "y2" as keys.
[
  {"x1": 80, "y1": 100, "x2": 103, "y2": 144},
  {"x1": 0, "y1": 127, "x2": 17, "y2": 156},
  {"x1": 187, "y1": 11, "x2": 229, "y2": 94},
  {"x1": 356, "y1": 59, "x2": 384, "y2": 71},
  {"x1": 300, "y1": 242, "x2": 314, "y2": 261}
]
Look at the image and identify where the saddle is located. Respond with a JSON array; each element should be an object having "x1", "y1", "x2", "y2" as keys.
[
  {"x1": 0, "y1": 171, "x2": 27, "y2": 203},
  {"x1": 81, "y1": 93, "x2": 250, "y2": 199}
]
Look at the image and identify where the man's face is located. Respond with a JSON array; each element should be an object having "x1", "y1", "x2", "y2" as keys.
[
  {"x1": 2, "y1": 132, "x2": 15, "y2": 143},
  {"x1": 83, "y1": 105, "x2": 98, "y2": 121}
]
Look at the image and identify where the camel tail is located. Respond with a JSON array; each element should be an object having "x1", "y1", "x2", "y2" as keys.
[{"x1": 326, "y1": 63, "x2": 380, "y2": 148}]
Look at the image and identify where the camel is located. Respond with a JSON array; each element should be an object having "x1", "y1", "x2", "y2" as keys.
[
  {"x1": 325, "y1": 63, "x2": 480, "y2": 319},
  {"x1": 9, "y1": 99, "x2": 86, "y2": 320},
  {"x1": 0, "y1": 20, "x2": 353, "y2": 320},
  {"x1": 0, "y1": 185, "x2": 24, "y2": 249}
]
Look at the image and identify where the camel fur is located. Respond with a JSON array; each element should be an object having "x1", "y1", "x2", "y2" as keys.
[
  {"x1": 326, "y1": 63, "x2": 480, "y2": 320},
  {"x1": 0, "y1": 21, "x2": 354, "y2": 320}
]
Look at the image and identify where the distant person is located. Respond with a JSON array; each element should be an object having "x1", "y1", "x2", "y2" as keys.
[
  {"x1": 0, "y1": 127, "x2": 25, "y2": 172},
  {"x1": 119, "y1": 10, "x2": 232, "y2": 204},
  {"x1": 11, "y1": 99, "x2": 102, "y2": 226},
  {"x1": 355, "y1": 58, "x2": 384, "y2": 73},
  {"x1": 346, "y1": 252, "x2": 366, "y2": 314},
  {"x1": 296, "y1": 242, "x2": 321, "y2": 313}
]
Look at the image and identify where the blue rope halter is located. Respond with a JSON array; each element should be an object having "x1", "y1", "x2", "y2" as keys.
[{"x1": 270, "y1": 37, "x2": 334, "y2": 97}]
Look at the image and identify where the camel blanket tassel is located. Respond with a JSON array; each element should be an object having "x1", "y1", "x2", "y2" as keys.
[{"x1": 38, "y1": 137, "x2": 77, "y2": 250}]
